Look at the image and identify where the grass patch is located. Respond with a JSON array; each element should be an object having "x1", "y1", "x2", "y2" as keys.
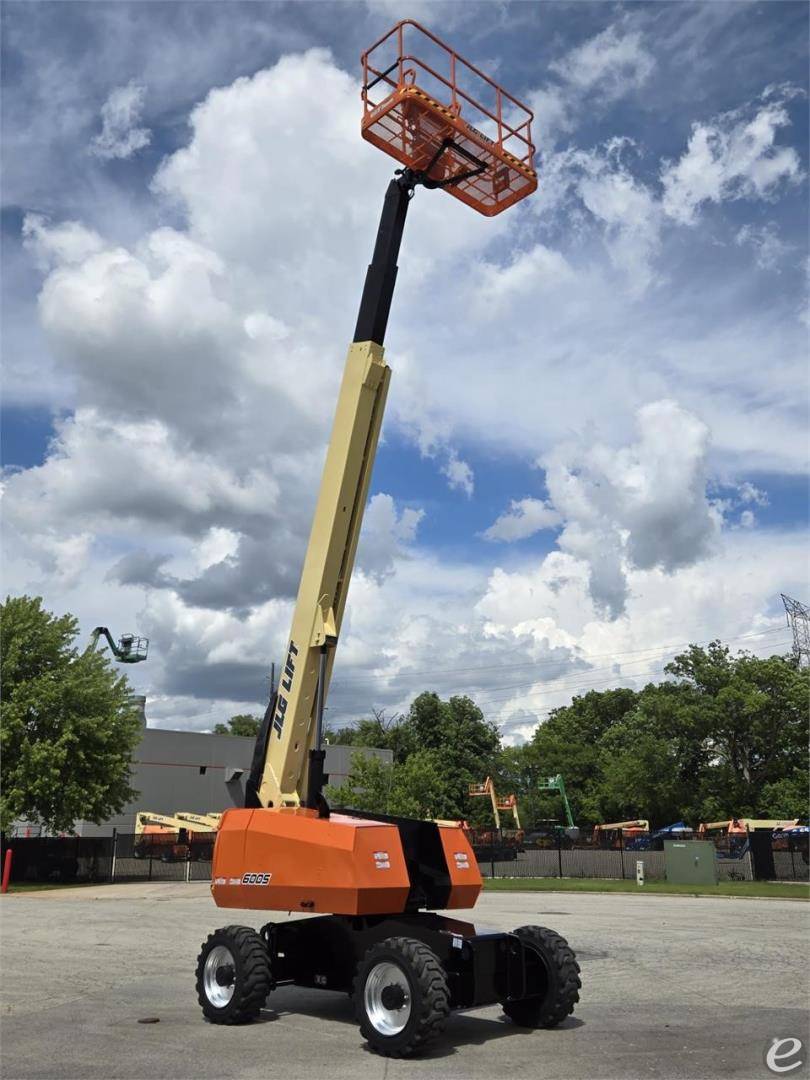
[
  {"x1": 2, "y1": 881, "x2": 101, "y2": 894},
  {"x1": 482, "y1": 877, "x2": 809, "y2": 900}
]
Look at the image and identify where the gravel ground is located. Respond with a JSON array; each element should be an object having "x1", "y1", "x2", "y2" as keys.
[{"x1": 1, "y1": 883, "x2": 808, "y2": 1080}]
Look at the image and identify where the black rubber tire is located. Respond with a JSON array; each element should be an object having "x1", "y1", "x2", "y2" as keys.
[
  {"x1": 196, "y1": 925, "x2": 272, "y2": 1024},
  {"x1": 354, "y1": 936, "x2": 450, "y2": 1057},
  {"x1": 502, "y1": 925, "x2": 580, "y2": 1028}
]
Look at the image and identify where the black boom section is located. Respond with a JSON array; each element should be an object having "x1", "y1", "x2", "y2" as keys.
[
  {"x1": 353, "y1": 175, "x2": 412, "y2": 347},
  {"x1": 244, "y1": 691, "x2": 277, "y2": 808},
  {"x1": 333, "y1": 808, "x2": 453, "y2": 910}
]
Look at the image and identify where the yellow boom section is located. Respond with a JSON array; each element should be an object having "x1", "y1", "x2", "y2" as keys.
[
  {"x1": 257, "y1": 341, "x2": 390, "y2": 808},
  {"x1": 135, "y1": 812, "x2": 216, "y2": 834},
  {"x1": 175, "y1": 811, "x2": 222, "y2": 829}
]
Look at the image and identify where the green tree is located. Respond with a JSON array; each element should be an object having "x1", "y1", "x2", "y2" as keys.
[
  {"x1": 518, "y1": 688, "x2": 639, "y2": 827},
  {"x1": 328, "y1": 709, "x2": 415, "y2": 761},
  {"x1": 509, "y1": 644, "x2": 807, "y2": 830},
  {"x1": 326, "y1": 748, "x2": 453, "y2": 820},
  {"x1": 404, "y1": 693, "x2": 501, "y2": 819},
  {"x1": 325, "y1": 752, "x2": 393, "y2": 813},
  {"x1": 213, "y1": 714, "x2": 261, "y2": 737},
  {"x1": 0, "y1": 595, "x2": 142, "y2": 833},
  {"x1": 326, "y1": 644, "x2": 807, "y2": 831},
  {"x1": 662, "y1": 642, "x2": 809, "y2": 819},
  {"x1": 326, "y1": 693, "x2": 500, "y2": 821}
]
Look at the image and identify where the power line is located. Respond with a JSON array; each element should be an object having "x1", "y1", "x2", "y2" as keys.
[
  {"x1": 327, "y1": 624, "x2": 784, "y2": 691},
  {"x1": 323, "y1": 636, "x2": 793, "y2": 730},
  {"x1": 326, "y1": 626, "x2": 787, "y2": 701},
  {"x1": 479, "y1": 638, "x2": 794, "y2": 720},
  {"x1": 470, "y1": 637, "x2": 794, "y2": 705}
]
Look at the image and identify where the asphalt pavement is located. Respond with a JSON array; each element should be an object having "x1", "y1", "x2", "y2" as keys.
[{"x1": 1, "y1": 883, "x2": 808, "y2": 1080}]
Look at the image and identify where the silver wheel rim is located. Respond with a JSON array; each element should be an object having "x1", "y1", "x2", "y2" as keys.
[
  {"x1": 203, "y1": 945, "x2": 236, "y2": 1008},
  {"x1": 364, "y1": 960, "x2": 412, "y2": 1036}
]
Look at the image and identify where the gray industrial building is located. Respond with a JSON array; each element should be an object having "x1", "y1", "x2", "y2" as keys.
[{"x1": 72, "y1": 727, "x2": 392, "y2": 836}]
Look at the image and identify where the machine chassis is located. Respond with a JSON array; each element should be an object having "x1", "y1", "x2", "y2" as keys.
[{"x1": 263, "y1": 912, "x2": 546, "y2": 1009}]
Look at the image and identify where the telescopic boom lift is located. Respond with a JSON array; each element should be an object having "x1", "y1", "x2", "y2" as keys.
[{"x1": 195, "y1": 21, "x2": 579, "y2": 1057}]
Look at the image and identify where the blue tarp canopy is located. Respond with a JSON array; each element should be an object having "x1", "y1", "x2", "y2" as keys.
[{"x1": 653, "y1": 822, "x2": 692, "y2": 835}]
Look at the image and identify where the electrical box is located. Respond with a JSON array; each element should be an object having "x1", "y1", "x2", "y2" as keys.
[{"x1": 664, "y1": 840, "x2": 717, "y2": 885}]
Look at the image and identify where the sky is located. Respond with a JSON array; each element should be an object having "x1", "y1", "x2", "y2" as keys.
[{"x1": 1, "y1": 1, "x2": 808, "y2": 741}]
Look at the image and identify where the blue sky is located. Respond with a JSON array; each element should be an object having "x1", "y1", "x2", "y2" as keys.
[{"x1": 2, "y1": 2, "x2": 807, "y2": 737}]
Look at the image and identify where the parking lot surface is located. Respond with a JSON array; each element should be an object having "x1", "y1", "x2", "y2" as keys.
[{"x1": 1, "y1": 884, "x2": 808, "y2": 1079}]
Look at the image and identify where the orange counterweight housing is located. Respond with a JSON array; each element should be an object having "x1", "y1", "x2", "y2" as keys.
[
  {"x1": 211, "y1": 808, "x2": 482, "y2": 916},
  {"x1": 436, "y1": 820, "x2": 482, "y2": 909}
]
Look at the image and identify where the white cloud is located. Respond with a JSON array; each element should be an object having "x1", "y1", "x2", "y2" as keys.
[
  {"x1": 528, "y1": 138, "x2": 664, "y2": 296},
  {"x1": 550, "y1": 25, "x2": 654, "y2": 100},
  {"x1": 194, "y1": 528, "x2": 241, "y2": 571},
  {"x1": 3, "y1": 409, "x2": 281, "y2": 539},
  {"x1": 737, "y1": 481, "x2": 769, "y2": 507},
  {"x1": 90, "y1": 81, "x2": 151, "y2": 160},
  {"x1": 526, "y1": 86, "x2": 575, "y2": 149},
  {"x1": 574, "y1": 141, "x2": 663, "y2": 295},
  {"x1": 355, "y1": 493, "x2": 424, "y2": 580},
  {"x1": 6, "y1": 43, "x2": 807, "y2": 736},
  {"x1": 483, "y1": 498, "x2": 561, "y2": 542},
  {"x1": 735, "y1": 222, "x2": 793, "y2": 271},
  {"x1": 22, "y1": 214, "x2": 104, "y2": 271},
  {"x1": 661, "y1": 93, "x2": 803, "y2": 225},
  {"x1": 474, "y1": 527, "x2": 803, "y2": 739},
  {"x1": 474, "y1": 243, "x2": 575, "y2": 311},
  {"x1": 441, "y1": 449, "x2": 474, "y2": 498},
  {"x1": 540, "y1": 400, "x2": 718, "y2": 618}
]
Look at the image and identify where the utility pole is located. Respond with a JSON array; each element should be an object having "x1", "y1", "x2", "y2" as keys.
[{"x1": 781, "y1": 594, "x2": 810, "y2": 668}]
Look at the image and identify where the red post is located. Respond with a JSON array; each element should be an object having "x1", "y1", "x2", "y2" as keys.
[{"x1": 1, "y1": 848, "x2": 12, "y2": 894}]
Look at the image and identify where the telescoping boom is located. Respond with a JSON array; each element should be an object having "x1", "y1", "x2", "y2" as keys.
[{"x1": 196, "y1": 21, "x2": 580, "y2": 1058}]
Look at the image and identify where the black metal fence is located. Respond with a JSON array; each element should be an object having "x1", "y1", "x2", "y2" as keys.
[
  {"x1": 1, "y1": 832, "x2": 214, "y2": 886},
  {"x1": 2, "y1": 835, "x2": 115, "y2": 885},
  {"x1": 1, "y1": 828, "x2": 807, "y2": 887},
  {"x1": 469, "y1": 828, "x2": 670, "y2": 881},
  {"x1": 768, "y1": 833, "x2": 810, "y2": 882},
  {"x1": 470, "y1": 828, "x2": 809, "y2": 883}
]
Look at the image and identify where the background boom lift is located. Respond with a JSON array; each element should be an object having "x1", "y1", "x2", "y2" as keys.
[
  {"x1": 469, "y1": 776, "x2": 522, "y2": 830},
  {"x1": 87, "y1": 626, "x2": 148, "y2": 664},
  {"x1": 538, "y1": 774, "x2": 577, "y2": 833},
  {"x1": 134, "y1": 812, "x2": 215, "y2": 862},
  {"x1": 195, "y1": 21, "x2": 580, "y2": 1057}
]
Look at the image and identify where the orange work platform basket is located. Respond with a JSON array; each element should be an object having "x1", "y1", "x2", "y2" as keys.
[{"x1": 361, "y1": 21, "x2": 537, "y2": 217}]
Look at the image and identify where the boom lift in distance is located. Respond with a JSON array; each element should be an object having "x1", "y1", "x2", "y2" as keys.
[
  {"x1": 195, "y1": 22, "x2": 580, "y2": 1057},
  {"x1": 592, "y1": 819, "x2": 650, "y2": 850},
  {"x1": 467, "y1": 778, "x2": 523, "y2": 861},
  {"x1": 538, "y1": 774, "x2": 578, "y2": 836},
  {"x1": 87, "y1": 626, "x2": 149, "y2": 664},
  {"x1": 134, "y1": 812, "x2": 216, "y2": 862},
  {"x1": 175, "y1": 812, "x2": 222, "y2": 830},
  {"x1": 698, "y1": 818, "x2": 799, "y2": 836},
  {"x1": 468, "y1": 777, "x2": 523, "y2": 831}
]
